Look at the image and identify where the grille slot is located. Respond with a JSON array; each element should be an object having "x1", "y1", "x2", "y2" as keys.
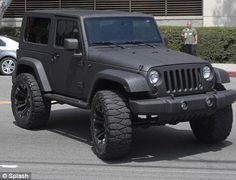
[{"x1": 164, "y1": 68, "x2": 202, "y2": 94}]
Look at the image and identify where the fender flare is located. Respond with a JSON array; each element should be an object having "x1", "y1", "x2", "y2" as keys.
[
  {"x1": 16, "y1": 57, "x2": 52, "y2": 92},
  {"x1": 88, "y1": 69, "x2": 150, "y2": 97},
  {"x1": 214, "y1": 67, "x2": 230, "y2": 84}
]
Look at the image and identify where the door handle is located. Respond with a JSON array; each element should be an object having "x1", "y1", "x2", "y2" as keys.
[{"x1": 51, "y1": 53, "x2": 60, "y2": 62}]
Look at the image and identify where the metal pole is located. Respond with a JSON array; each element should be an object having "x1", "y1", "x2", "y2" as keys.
[
  {"x1": 59, "y1": 0, "x2": 61, "y2": 8},
  {"x1": 165, "y1": 0, "x2": 168, "y2": 16},
  {"x1": 129, "y1": 0, "x2": 131, "y2": 12},
  {"x1": 25, "y1": 0, "x2": 27, "y2": 12},
  {"x1": 94, "y1": 0, "x2": 96, "y2": 10}
]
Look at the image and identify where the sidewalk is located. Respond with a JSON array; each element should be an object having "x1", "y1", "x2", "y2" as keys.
[{"x1": 212, "y1": 63, "x2": 236, "y2": 78}]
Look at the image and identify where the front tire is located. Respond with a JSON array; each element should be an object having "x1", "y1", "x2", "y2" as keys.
[
  {"x1": 11, "y1": 73, "x2": 51, "y2": 129},
  {"x1": 0, "y1": 57, "x2": 16, "y2": 75},
  {"x1": 190, "y1": 105, "x2": 233, "y2": 143},
  {"x1": 90, "y1": 90, "x2": 132, "y2": 160}
]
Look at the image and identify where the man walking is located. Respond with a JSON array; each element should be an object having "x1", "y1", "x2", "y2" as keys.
[{"x1": 181, "y1": 21, "x2": 198, "y2": 55}]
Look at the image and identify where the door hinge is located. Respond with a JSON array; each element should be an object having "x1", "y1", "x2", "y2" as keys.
[
  {"x1": 77, "y1": 60, "x2": 84, "y2": 66},
  {"x1": 76, "y1": 81, "x2": 84, "y2": 88}
]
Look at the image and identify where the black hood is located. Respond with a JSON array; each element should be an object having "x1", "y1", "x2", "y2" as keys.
[{"x1": 88, "y1": 46, "x2": 208, "y2": 72}]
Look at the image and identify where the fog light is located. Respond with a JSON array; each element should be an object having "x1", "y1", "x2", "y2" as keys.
[
  {"x1": 206, "y1": 98, "x2": 213, "y2": 107},
  {"x1": 181, "y1": 101, "x2": 188, "y2": 111}
]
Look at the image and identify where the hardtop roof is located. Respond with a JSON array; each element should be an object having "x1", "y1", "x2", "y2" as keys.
[{"x1": 25, "y1": 9, "x2": 153, "y2": 18}]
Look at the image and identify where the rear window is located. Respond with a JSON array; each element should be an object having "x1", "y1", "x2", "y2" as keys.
[
  {"x1": 24, "y1": 17, "x2": 51, "y2": 45},
  {"x1": 0, "y1": 39, "x2": 6, "y2": 46}
]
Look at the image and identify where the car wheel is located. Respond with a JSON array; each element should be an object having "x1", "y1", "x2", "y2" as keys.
[
  {"x1": 190, "y1": 105, "x2": 233, "y2": 143},
  {"x1": 90, "y1": 90, "x2": 132, "y2": 160},
  {"x1": 0, "y1": 57, "x2": 16, "y2": 75},
  {"x1": 11, "y1": 73, "x2": 51, "y2": 129}
]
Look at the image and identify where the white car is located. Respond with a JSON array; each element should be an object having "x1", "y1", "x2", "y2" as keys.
[{"x1": 0, "y1": 36, "x2": 19, "y2": 75}]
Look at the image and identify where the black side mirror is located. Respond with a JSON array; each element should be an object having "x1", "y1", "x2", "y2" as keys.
[{"x1": 64, "y1": 38, "x2": 79, "y2": 50}]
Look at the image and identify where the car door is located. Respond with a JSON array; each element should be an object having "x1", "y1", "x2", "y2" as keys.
[{"x1": 50, "y1": 17, "x2": 84, "y2": 97}]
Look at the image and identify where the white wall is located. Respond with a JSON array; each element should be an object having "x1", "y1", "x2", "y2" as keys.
[
  {"x1": 155, "y1": 16, "x2": 203, "y2": 27},
  {"x1": 0, "y1": 18, "x2": 22, "y2": 27},
  {"x1": 203, "y1": 0, "x2": 236, "y2": 27}
]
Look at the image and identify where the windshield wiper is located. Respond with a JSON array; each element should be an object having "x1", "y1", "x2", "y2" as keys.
[
  {"x1": 91, "y1": 41, "x2": 125, "y2": 49},
  {"x1": 122, "y1": 41, "x2": 158, "y2": 48}
]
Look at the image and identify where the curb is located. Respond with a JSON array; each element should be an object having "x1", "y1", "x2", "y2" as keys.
[
  {"x1": 228, "y1": 71, "x2": 236, "y2": 78},
  {"x1": 212, "y1": 63, "x2": 236, "y2": 78}
]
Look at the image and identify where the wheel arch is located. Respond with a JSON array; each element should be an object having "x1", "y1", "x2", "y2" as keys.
[
  {"x1": 15, "y1": 57, "x2": 52, "y2": 92},
  {"x1": 88, "y1": 69, "x2": 150, "y2": 104},
  {"x1": 214, "y1": 67, "x2": 230, "y2": 84},
  {"x1": 0, "y1": 55, "x2": 16, "y2": 62},
  {"x1": 89, "y1": 79, "x2": 126, "y2": 105}
]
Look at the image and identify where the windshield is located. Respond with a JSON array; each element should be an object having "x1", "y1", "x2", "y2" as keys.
[{"x1": 84, "y1": 17, "x2": 162, "y2": 46}]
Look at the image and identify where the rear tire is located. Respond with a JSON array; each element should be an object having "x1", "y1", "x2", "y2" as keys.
[
  {"x1": 90, "y1": 90, "x2": 132, "y2": 160},
  {"x1": 11, "y1": 73, "x2": 51, "y2": 129},
  {"x1": 0, "y1": 57, "x2": 16, "y2": 75},
  {"x1": 190, "y1": 105, "x2": 233, "y2": 143}
]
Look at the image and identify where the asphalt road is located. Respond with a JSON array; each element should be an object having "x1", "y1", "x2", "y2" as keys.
[{"x1": 0, "y1": 76, "x2": 236, "y2": 180}]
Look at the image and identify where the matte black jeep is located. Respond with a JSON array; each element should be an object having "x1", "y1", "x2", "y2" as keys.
[{"x1": 11, "y1": 9, "x2": 236, "y2": 160}]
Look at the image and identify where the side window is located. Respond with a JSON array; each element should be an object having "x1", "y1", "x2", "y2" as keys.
[
  {"x1": 0, "y1": 39, "x2": 6, "y2": 46},
  {"x1": 55, "y1": 19, "x2": 80, "y2": 47},
  {"x1": 24, "y1": 17, "x2": 51, "y2": 45}
]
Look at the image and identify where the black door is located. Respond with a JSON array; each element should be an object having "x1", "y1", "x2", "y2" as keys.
[{"x1": 50, "y1": 18, "x2": 84, "y2": 98}]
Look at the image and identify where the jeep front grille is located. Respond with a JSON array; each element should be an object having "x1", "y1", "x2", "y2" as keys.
[{"x1": 164, "y1": 68, "x2": 203, "y2": 94}]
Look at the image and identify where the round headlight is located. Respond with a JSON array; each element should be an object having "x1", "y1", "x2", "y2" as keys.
[
  {"x1": 149, "y1": 70, "x2": 160, "y2": 84},
  {"x1": 203, "y1": 66, "x2": 211, "y2": 79}
]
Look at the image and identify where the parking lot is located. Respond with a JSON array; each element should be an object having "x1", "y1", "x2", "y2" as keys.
[{"x1": 0, "y1": 76, "x2": 236, "y2": 180}]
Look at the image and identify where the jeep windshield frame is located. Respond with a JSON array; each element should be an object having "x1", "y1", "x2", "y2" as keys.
[{"x1": 84, "y1": 17, "x2": 163, "y2": 46}]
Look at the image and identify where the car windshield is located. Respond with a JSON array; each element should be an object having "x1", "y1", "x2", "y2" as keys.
[{"x1": 84, "y1": 17, "x2": 162, "y2": 46}]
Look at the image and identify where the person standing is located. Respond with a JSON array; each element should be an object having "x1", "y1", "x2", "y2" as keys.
[{"x1": 181, "y1": 21, "x2": 198, "y2": 55}]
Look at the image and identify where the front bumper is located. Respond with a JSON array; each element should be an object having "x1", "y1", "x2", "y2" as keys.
[{"x1": 129, "y1": 90, "x2": 236, "y2": 115}]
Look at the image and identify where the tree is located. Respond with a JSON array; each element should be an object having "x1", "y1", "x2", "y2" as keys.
[{"x1": 0, "y1": 0, "x2": 12, "y2": 19}]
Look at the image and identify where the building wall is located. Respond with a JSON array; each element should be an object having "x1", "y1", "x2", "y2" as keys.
[
  {"x1": 155, "y1": 16, "x2": 203, "y2": 27},
  {"x1": 0, "y1": 18, "x2": 22, "y2": 27},
  {"x1": 0, "y1": 0, "x2": 203, "y2": 27},
  {"x1": 1, "y1": 0, "x2": 236, "y2": 27},
  {"x1": 203, "y1": 0, "x2": 236, "y2": 27}
]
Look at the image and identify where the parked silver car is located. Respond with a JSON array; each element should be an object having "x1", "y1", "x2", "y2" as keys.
[{"x1": 0, "y1": 36, "x2": 18, "y2": 75}]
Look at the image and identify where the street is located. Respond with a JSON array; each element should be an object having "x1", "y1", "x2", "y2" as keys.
[{"x1": 0, "y1": 76, "x2": 236, "y2": 180}]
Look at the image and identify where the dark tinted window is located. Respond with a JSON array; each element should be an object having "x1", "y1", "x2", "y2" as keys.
[
  {"x1": 24, "y1": 17, "x2": 50, "y2": 45},
  {"x1": 0, "y1": 39, "x2": 6, "y2": 46},
  {"x1": 84, "y1": 17, "x2": 162, "y2": 45},
  {"x1": 55, "y1": 19, "x2": 79, "y2": 47}
]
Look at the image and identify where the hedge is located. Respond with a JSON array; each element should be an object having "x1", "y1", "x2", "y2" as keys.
[
  {"x1": 0, "y1": 26, "x2": 20, "y2": 39},
  {"x1": 0, "y1": 26, "x2": 235, "y2": 63},
  {"x1": 160, "y1": 26, "x2": 236, "y2": 64}
]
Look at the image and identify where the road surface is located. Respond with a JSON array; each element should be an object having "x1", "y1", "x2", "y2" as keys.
[{"x1": 0, "y1": 76, "x2": 236, "y2": 180}]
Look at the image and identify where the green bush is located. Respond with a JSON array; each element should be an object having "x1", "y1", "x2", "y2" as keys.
[
  {"x1": 0, "y1": 26, "x2": 235, "y2": 63},
  {"x1": 160, "y1": 26, "x2": 236, "y2": 64},
  {"x1": 0, "y1": 26, "x2": 21, "y2": 40}
]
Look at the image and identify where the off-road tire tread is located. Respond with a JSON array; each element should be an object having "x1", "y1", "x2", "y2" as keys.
[
  {"x1": 190, "y1": 105, "x2": 233, "y2": 143},
  {"x1": 11, "y1": 73, "x2": 51, "y2": 129},
  {"x1": 91, "y1": 90, "x2": 132, "y2": 160}
]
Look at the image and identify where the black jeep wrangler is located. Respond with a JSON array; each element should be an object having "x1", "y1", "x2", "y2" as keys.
[{"x1": 11, "y1": 9, "x2": 236, "y2": 160}]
